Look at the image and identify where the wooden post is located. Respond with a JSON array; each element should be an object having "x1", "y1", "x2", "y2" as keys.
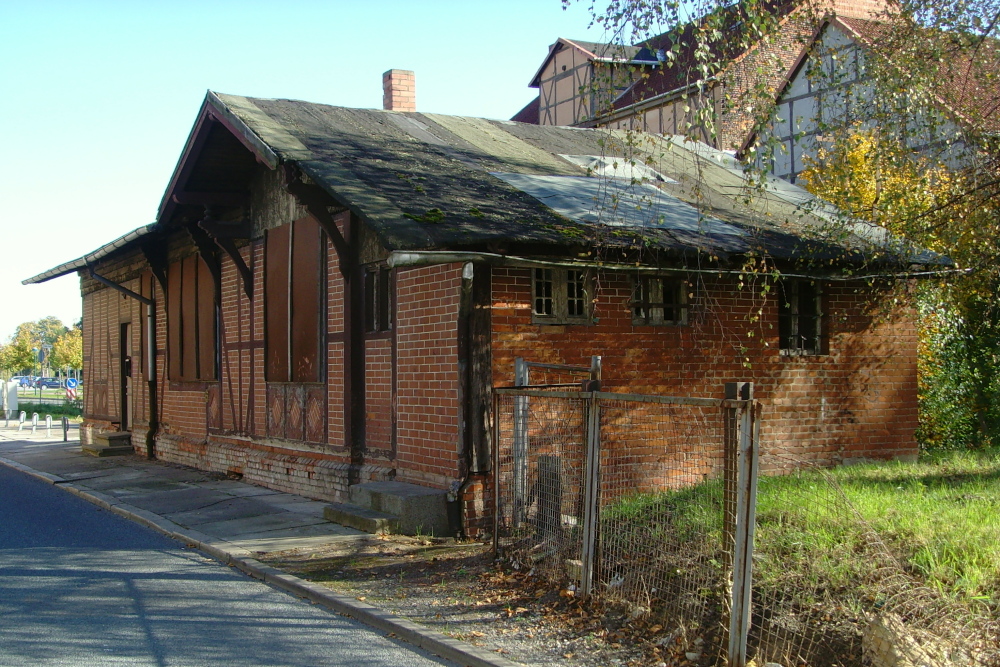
[
  {"x1": 728, "y1": 389, "x2": 758, "y2": 667},
  {"x1": 579, "y1": 390, "x2": 601, "y2": 598},
  {"x1": 723, "y1": 382, "x2": 752, "y2": 553}
]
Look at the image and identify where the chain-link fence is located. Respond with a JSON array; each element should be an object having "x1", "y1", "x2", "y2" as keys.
[
  {"x1": 494, "y1": 384, "x2": 756, "y2": 661},
  {"x1": 493, "y1": 382, "x2": 1000, "y2": 667}
]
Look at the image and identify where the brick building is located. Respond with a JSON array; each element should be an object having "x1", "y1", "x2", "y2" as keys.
[{"x1": 26, "y1": 81, "x2": 933, "y2": 536}]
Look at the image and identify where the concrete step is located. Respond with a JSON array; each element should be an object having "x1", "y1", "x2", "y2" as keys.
[
  {"x1": 83, "y1": 431, "x2": 134, "y2": 457},
  {"x1": 323, "y1": 502, "x2": 400, "y2": 534},
  {"x1": 348, "y1": 481, "x2": 451, "y2": 537}
]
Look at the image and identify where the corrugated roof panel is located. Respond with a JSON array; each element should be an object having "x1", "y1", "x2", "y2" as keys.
[{"x1": 491, "y1": 172, "x2": 745, "y2": 237}]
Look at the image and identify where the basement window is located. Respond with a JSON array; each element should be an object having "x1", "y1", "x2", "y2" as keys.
[
  {"x1": 532, "y1": 268, "x2": 592, "y2": 325},
  {"x1": 631, "y1": 276, "x2": 687, "y2": 325},
  {"x1": 779, "y1": 279, "x2": 824, "y2": 355}
]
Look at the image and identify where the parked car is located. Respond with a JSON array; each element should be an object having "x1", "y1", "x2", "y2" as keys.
[
  {"x1": 34, "y1": 377, "x2": 62, "y2": 389},
  {"x1": 11, "y1": 376, "x2": 36, "y2": 388}
]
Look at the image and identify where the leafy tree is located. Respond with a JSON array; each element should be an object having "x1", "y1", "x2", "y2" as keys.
[
  {"x1": 50, "y1": 326, "x2": 83, "y2": 373},
  {"x1": 0, "y1": 327, "x2": 39, "y2": 376},
  {"x1": 0, "y1": 317, "x2": 72, "y2": 377},
  {"x1": 25, "y1": 316, "x2": 69, "y2": 349},
  {"x1": 799, "y1": 129, "x2": 1000, "y2": 447}
]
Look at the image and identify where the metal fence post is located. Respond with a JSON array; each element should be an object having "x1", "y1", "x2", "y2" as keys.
[
  {"x1": 728, "y1": 388, "x2": 758, "y2": 667},
  {"x1": 579, "y1": 390, "x2": 601, "y2": 598}
]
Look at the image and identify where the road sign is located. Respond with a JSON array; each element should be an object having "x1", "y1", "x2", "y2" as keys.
[{"x1": 65, "y1": 378, "x2": 78, "y2": 389}]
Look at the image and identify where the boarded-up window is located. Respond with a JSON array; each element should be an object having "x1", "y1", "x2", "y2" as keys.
[
  {"x1": 167, "y1": 255, "x2": 217, "y2": 381},
  {"x1": 265, "y1": 216, "x2": 324, "y2": 383}
]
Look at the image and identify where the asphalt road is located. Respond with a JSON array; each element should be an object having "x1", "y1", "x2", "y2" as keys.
[{"x1": 0, "y1": 465, "x2": 456, "y2": 667}]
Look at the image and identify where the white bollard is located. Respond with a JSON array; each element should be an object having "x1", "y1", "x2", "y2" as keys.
[
  {"x1": 46, "y1": 415, "x2": 52, "y2": 437},
  {"x1": 31, "y1": 413, "x2": 38, "y2": 435},
  {"x1": 18, "y1": 411, "x2": 26, "y2": 431}
]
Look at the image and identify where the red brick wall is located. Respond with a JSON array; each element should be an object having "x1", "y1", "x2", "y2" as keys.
[
  {"x1": 491, "y1": 267, "x2": 919, "y2": 465},
  {"x1": 394, "y1": 264, "x2": 464, "y2": 488},
  {"x1": 365, "y1": 337, "x2": 393, "y2": 451}
]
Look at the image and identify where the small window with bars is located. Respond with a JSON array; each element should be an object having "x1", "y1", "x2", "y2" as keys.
[
  {"x1": 532, "y1": 268, "x2": 592, "y2": 324},
  {"x1": 631, "y1": 276, "x2": 687, "y2": 325},
  {"x1": 779, "y1": 279, "x2": 824, "y2": 355}
]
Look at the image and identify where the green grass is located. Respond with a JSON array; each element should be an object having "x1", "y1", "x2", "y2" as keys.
[
  {"x1": 605, "y1": 449, "x2": 1000, "y2": 603},
  {"x1": 809, "y1": 448, "x2": 1000, "y2": 599}
]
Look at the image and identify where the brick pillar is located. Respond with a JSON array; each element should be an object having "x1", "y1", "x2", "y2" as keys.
[{"x1": 382, "y1": 69, "x2": 416, "y2": 112}]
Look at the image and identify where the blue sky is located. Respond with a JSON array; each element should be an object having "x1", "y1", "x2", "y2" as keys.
[{"x1": 0, "y1": 0, "x2": 611, "y2": 340}]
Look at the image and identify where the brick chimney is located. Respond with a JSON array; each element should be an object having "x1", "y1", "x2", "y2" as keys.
[{"x1": 382, "y1": 69, "x2": 415, "y2": 112}]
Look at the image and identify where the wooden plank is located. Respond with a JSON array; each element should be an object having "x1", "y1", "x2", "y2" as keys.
[
  {"x1": 166, "y1": 262, "x2": 183, "y2": 380},
  {"x1": 197, "y1": 256, "x2": 217, "y2": 380},
  {"x1": 264, "y1": 225, "x2": 290, "y2": 382},
  {"x1": 290, "y1": 216, "x2": 322, "y2": 383},
  {"x1": 180, "y1": 255, "x2": 199, "y2": 381}
]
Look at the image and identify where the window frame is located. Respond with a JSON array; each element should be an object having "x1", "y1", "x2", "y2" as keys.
[
  {"x1": 631, "y1": 275, "x2": 688, "y2": 326},
  {"x1": 778, "y1": 279, "x2": 825, "y2": 356},
  {"x1": 531, "y1": 267, "x2": 593, "y2": 325},
  {"x1": 364, "y1": 265, "x2": 393, "y2": 334}
]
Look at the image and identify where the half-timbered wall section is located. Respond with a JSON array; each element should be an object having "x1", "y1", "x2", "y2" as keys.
[
  {"x1": 79, "y1": 248, "x2": 148, "y2": 443},
  {"x1": 755, "y1": 22, "x2": 969, "y2": 182},
  {"x1": 76, "y1": 165, "x2": 481, "y2": 508},
  {"x1": 538, "y1": 43, "x2": 597, "y2": 126}
]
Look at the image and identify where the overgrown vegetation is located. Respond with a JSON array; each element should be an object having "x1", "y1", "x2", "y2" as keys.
[
  {"x1": 608, "y1": 450, "x2": 1000, "y2": 603},
  {"x1": 799, "y1": 132, "x2": 1000, "y2": 451}
]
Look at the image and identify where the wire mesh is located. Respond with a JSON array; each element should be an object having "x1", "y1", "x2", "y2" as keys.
[
  {"x1": 494, "y1": 387, "x2": 1000, "y2": 666},
  {"x1": 596, "y1": 397, "x2": 731, "y2": 632},
  {"x1": 495, "y1": 391, "x2": 589, "y2": 582},
  {"x1": 748, "y1": 449, "x2": 1000, "y2": 667}
]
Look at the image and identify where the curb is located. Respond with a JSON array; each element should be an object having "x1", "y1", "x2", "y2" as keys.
[{"x1": 0, "y1": 455, "x2": 521, "y2": 667}]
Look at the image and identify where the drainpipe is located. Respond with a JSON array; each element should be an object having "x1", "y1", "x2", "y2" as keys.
[{"x1": 88, "y1": 268, "x2": 158, "y2": 459}]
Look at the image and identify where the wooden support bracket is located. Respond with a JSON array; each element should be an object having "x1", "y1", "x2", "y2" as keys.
[
  {"x1": 282, "y1": 164, "x2": 351, "y2": 269},
  {"x1": 197, "y1": 215, "x2": 253, "y2": 299},
  {"x1": 186, "y1": 222, "x2": 222, "y2": 288},
  {"x1": 139, "y1": 239, "x2": 169, "y2": 294}
]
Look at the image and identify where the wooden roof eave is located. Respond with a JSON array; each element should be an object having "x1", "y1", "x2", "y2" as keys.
[
  {"x1": 528, "y1": 38, "x2": 601, "y2": 88},
  {"x1": 155, "y1": 91, "x2": 280, "y2": 228}
]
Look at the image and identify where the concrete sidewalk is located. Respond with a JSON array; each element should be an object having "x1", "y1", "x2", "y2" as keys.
[
  {"x1": 0, "y1": 423, "x2": 517, "y2": 667},
  {"x1": 0, "y1": 423, "x2": 364, "y2": 556}
]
